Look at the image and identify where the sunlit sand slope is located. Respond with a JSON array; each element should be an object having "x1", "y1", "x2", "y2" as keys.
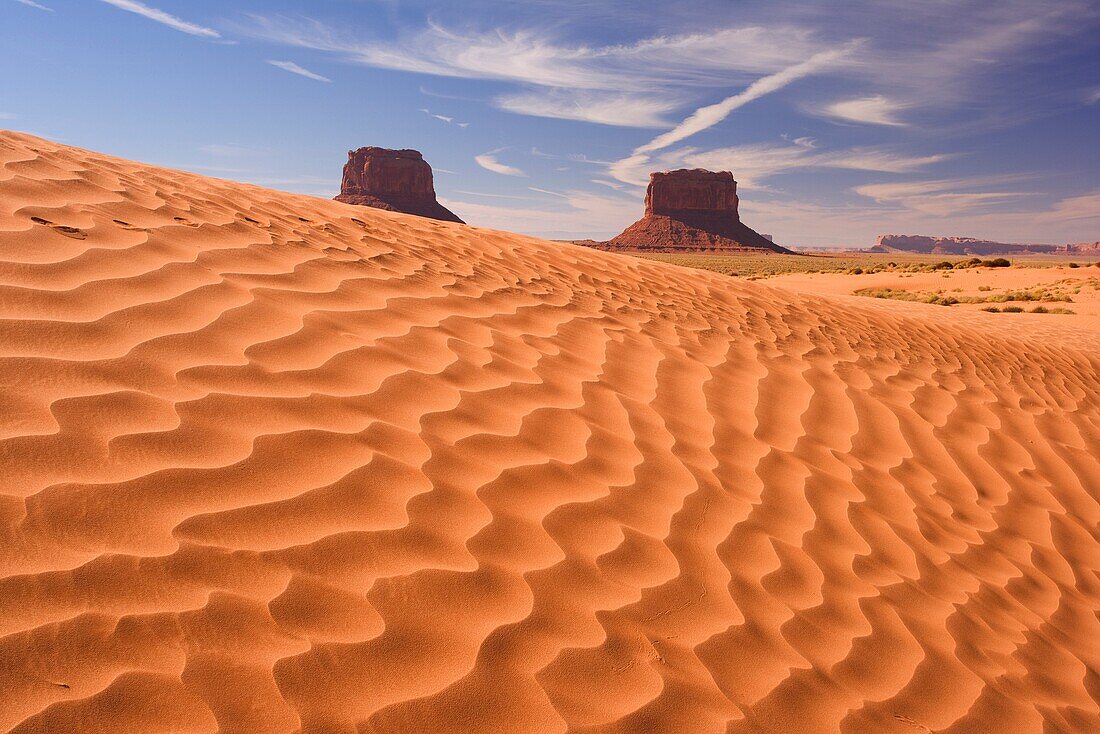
[{"x1": 1, "y1": 131, "x2": 1098, "y2": 734}]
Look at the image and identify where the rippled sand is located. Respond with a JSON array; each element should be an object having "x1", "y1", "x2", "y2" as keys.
[{"x1": 1, "y1": 131, "x2": 1098, "y2": 734}]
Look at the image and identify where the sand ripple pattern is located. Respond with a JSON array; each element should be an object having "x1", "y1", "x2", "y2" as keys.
[{"x1": 1, "y1": 132, "x2": 1098, "y2": 734}]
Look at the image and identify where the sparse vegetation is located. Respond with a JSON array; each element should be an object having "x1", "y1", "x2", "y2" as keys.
[
  {"x1": 625, "y1": 253, "x2": 1096, "y2": 319},
  {"x1": 632, "y1": 252, "x2": 1027, "y2": 279},
  {"x1": 853, "y1": 286, "x2": 1073, "y2": 306},
  {"x1": 978, "y1": 304, "x2": 1073, "y2": 314}
]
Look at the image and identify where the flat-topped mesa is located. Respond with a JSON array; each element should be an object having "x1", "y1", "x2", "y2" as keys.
[
  {"x1": 647, "y1": 169, "x2": 740, "y2": 217},
  {"x1": 334, "y1": 146, "x2": 464, "y2": 223},
  {"x1": 873, "y1": 234, "x2": 1057, "y2": 255},
  {"x1": 601, "y1": 169, "x2": 790, "y2": 253}
]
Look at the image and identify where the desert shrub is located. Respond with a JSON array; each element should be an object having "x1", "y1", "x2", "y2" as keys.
[
  {"x1": 1003, "y1": 306, "x2": 1024, "y2": 312},
  {"x1": 1068, "y1": 262, "x2": 1079, "y2": 268},
  {"x1": 984, "y1": 258, "x2": 1011, "y2": 268},
  {"x1": 1031, "y1": 306, "x2": 1049, "y2": 313},
  {"x1": 981, "y1": 306, "x2": 1000, "y2": 312},
  {"x1": 978, "y1": 285, "x2": 992, "y2": 291}
]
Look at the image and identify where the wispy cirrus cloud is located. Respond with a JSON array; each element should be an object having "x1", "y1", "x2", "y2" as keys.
[
  {"x1": 819, "y1": 95, "x2": 908, "y2": 126},
  {"x1": 235, "y1": 17, "x2": 841, "y2": 128},
  {"x1": 419, "y1": 108, "x2": 469, "y2": 127},
  {"x1": 266, "y1": 60, "x2": 331, "y2": 82},
  {"x1": 527, "y1": 186, "x2": 569, "y2": 198},
  {"x1": 496, "y1": 90, "x2": 680, "y2": 128},
  {"x1": 610, "y1": 135, "x2": 949, "y2": 189},
  {"x1": 475, "y1": 149, "x2": 526, "y2": 177},
  {"x1": 638, "y1": 46, "x2": 855, "y2": 155},
  {"x1": 238, "y1": 19, "x2": 825, "y2": 90},
  {"x1": 741, "y1": 187, "x2": 1100, "y2": 247},
  {"x1": 853, "y1": 177, "x2": 1034, "y2": 216},
  {"x1": 610, "y1": 46, "x2": 856, "y2": 183},
  {"x1": 688, "y1": 142, "x2": 950, "y2": 186},
  {"x1": 14, "y1": 0, "x2": 54, "y2": 12},
  {"x1": 421, "y1": 109, "x2": 452, "y2": 123},
  {"x1": 98, "y1": 0, "x2": 219, "y2": 38}
]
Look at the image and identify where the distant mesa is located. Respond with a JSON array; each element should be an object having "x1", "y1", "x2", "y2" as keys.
[
  {"x1": 872, "y1": 234, "x2": 1058, "y2": 256},
  {"x1": 595, "y1": 169, "x2": 791, "y2": 253},
  {"x1": 1060, "y1": 241, "x2": 1100, "y2": 255},
  {"x1": 335, "y1": 146, "x2": 464, "y2": 223}
]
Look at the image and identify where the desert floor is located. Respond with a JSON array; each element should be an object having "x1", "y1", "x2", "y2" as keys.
[
  {"x1": 767, "y1": 263, "x2": 1100, "y2": 323},
  {"x1": 1, "y1": 131, "x2": 1098, "y2": 734}
]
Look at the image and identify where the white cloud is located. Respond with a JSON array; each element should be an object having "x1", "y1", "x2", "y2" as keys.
[
  {"x1": 1039, "y1": 190, "x2": 1100, "y2": 223},
  {"x1": 475, "y1": 150, "x2": 526, "y2": 177},
  {"x1": 0, "y1": 112, "x2": 16, "y2": 120},
  {"x1": 98, "y1": 0, "x2": 219, "y2": 38},
  {"x1": 15, "y1": 0, "x2": 53, "y2": 12},
  {"x1": 496, "y1": 90, "x2": 680, "y2": 128},
  {"x1": 418, "y1": 108, "x2": 469, "y2": 127},
  {"x1": 836, "y1": 2, "x2": 1094, "y2": 130},
  {"x1": 237, "y1": 17, "x2": 846, "y2": 128},
  {"x1": 740, "y1": 188, "x2": 1100, "y2": 248},
  {"x1": 421, "y1": 109, "x2": 453, "y2": 123},
  {"x1": 240, "y1": 19, "x2": 826, "y2": 92},
  {"x1": 527, "y1": 186, "x2": 569, "y2": 198},
  {"x1": 610, "y1": 46, "x2": 856, "y2": 183},
  {"x1": 267, "y1": 60, "x2": 331, "y2": 82},
  {"x1": 820, "y1": 95, "x2": 908, "y2": 126},
  {"x1": 636, "y1": 46, "x2": 855, "y2": 155},
  {"x1": 611, "y1": 138, "x2": 950, "y2": 189},
  {"x1": 854, "y1": 177, "x2": 1034, "y2": 216},
  {"x1": 693, "y1": 144, "x2": 948, "y2": 185},
  {"x1": 1087, "y1": 88, "x2": 1100, "y2": 104},
  {"x1": 418, "y1": 85, "x2": 478, "y2": 101}
]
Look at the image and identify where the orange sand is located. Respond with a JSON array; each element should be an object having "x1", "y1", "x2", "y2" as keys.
[
  {"x1": 1, "y1": 131, "x2": 1098, "y2": 734},
  {"x1": 768, "y1": 265, "x2": 1100, "y2": 322}
]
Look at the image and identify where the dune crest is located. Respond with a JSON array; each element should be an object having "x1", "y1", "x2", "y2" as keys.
[{"x1": 0, "y1": 131, "x2": 1098, "y2": 734}]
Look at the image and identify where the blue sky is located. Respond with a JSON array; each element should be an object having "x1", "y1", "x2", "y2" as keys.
[{"x1": 4, "y1": 0, "x2": 1099, "y2": 246}]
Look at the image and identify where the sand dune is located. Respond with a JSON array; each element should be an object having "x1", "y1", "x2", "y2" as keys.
[{"x1": 1, "y1": 130, "x2": 1098, "y2": 733}]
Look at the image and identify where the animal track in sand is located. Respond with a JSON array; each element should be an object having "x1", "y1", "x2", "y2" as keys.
[{"x1": 29, "y1": 215, "x2": 86, "y2": 239}]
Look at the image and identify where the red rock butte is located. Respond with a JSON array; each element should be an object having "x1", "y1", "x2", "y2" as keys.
[
  {"x1": 602, "y1": 169, "x2": 790, "y2": 253},
  {"x1": 334, "y1": 146, "x2": 464, "y2": 223}
]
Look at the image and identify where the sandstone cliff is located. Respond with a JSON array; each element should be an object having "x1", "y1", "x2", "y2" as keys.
[
  {"x1": 600, "y1": 170, "x2": 789, "y2": 253},
  {"x1": 873, "y1": 234, "x2": 1057, "y2": 255},
  {"x1": 334, "y1": 147, "x2": 464, "y2": 223}
]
